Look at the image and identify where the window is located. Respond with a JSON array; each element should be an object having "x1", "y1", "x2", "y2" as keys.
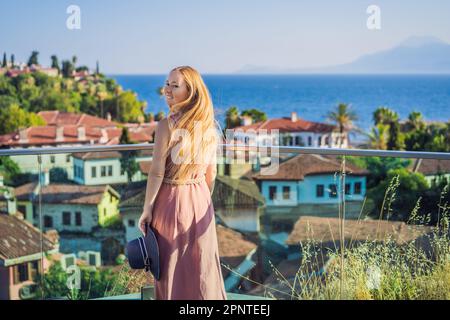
[
  {"x1": 101, "y1": 166, "x2": 106, "y2": 177},
  {"x1": 308, "y1": 136, "x2": 312, "y2": 146},
  {"x1": 44, "y1": 215, "x2": 53, "y2": 228},
  {"x1": 282, "y1": 186, "x2": 290, "y2": 199},
  {"x1": 30, "y1": 261, "x2": 40, "y2": 281},
  {"x1": 62, "y1": 211, "x2": 71, "y2": 226},
  {"x1": 316, "y1": 184, "x2": 324, "y2": 197},
  {"x1": 295, "y1": 136, "x2": 302, "y2": 145},
  {"x1": 75, "y1": 212, "x2": 82, "y2": 226},
  {"x1": 325, "y1": 136, "x2": 329, "y2": 146},
  {"x1": 128, "y1": 219, "x2": 135, "y2": 227},
  {"x1": 14, "y1": 263, "x2": 29, "y2": 284},
  {"x1": 50, "y1": 155, "x2": 55, "y2": 164},
  {"x1": 66, "y1": 154, "x2": 71, "y2": 163},
  {"x1": 108, "y1": 165, "x2": 113, "y2": 176},
  {"x1": 329, "y1": 184, "x2": 337, "y2": 198},
  {"x1": 91, "y1": 166, "x2": 97, "y2": 178},
  {"x1": 345, "y1": 183, "x2": 351, "y2": 195},
  {"x1": 354, "y1": 182, "x2": 362, "y2": 194},
  {"x1": 318, "y1": 136, "x2": 322, "y2": 146},
  {"x1": 269, "y1": 186, "x2": 277, "y2": 200}
]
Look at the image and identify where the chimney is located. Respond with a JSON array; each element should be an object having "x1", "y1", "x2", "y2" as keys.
[
  {"x1": 56, "y1": 126, "x2": 64, "y2": 141},
  {"x1": 77, "y1": 126, "x2": 86, "y2": 140},
  {"x1": 241, "y1": 115, "x2": 253, "y2": 126},
  {"x1": 18, "y1": 128, "x2": 28, "y2": 143},
  {"x1": 291, "y1": 111, "x2": 298, "y2": 122},
  {"x1": 100, "y1": 128, "x2": 108, "y2": 144}
]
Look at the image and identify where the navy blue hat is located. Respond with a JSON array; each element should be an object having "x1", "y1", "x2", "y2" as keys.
[{"x1": 126, "y1": 224, "x2": 160, "y2": 280}]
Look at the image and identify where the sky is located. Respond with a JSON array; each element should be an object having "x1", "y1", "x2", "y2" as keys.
[{"x1": 1, "y1": 0, "x2": 450, "y2": 74}]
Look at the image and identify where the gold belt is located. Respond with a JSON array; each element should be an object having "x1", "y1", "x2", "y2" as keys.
[{"x1": 162, "y1": 175, "x2": 206, "y2": 185}]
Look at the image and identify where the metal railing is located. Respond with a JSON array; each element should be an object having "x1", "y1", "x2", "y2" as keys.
[{"x1": 1, "y1": 143, "x2": 449, "y2": 159}]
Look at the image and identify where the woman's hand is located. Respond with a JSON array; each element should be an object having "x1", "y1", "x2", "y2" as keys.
[{"x1": 138, "y1": 207, "x2": 153, "y2": 236}]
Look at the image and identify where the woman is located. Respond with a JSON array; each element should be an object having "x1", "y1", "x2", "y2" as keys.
[{"x1": 138, "y1": 66, "x2": 227, "y2": 300}]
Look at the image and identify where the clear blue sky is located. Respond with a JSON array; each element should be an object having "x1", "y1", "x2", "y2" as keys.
[{"x1": 1, "y1": 0, "x2": 450, "y2": 74}]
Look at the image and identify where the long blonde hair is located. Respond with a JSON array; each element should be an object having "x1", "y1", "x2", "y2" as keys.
[{"x1": 165, "y1": 66, "x2": 221, "y2": 181}]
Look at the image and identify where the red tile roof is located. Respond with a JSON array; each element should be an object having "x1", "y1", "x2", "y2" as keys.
[
  {"x1": 38, "y1": 111, "x2": 117, "y2": 128},
  {"x1": 253, "y1": 154, "x2": 368, "y2": 181},
  {"x1": 0, "y1": 125, "x2": 107, "y2": 147},
  {"x1": 233, "y1": 117, "x2": 337, "y2": 134},
  {"x1": 408, "y1": 158, "x2": 450, "y2": 176},
  {"x1": 286, "y1": 216, "x2": 433, "y2": 246},
  {"x1": 217, "y1": 224, "x2": 257, "y2": 278},
  {"x1": 14, "y1": 183, "x2": 119, "y2": 204},
  {"x1": 0, "y1": 213, "x2": 56, "y2": 263}
]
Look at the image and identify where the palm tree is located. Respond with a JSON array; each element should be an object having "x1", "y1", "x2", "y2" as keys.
[
  {"x1": 405, "y1": 111, "x2": 425, "y2": 131},
  {"x1": 369, "y1": 123, "x2": 389, "y2": 150},
  {"x1": 326, "y1": 103, "x2": 358, "y2": 148},
  {"x1": 373, "y1": 107, "x2": 399, "y2": 125}
]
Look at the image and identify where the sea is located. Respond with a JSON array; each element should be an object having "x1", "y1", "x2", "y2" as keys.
[{"x1": 110, "y1": 74, "x2": 450, "y2": 142}]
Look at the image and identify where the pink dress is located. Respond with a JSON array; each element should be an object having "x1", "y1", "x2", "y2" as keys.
[{"x1": 150, "y1": 114, "x2": 227, "y2": 300}]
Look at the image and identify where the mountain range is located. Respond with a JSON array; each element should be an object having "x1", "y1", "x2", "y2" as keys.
[{"x1": 235, "y1": 36, "x2": 450, "y2": 74}]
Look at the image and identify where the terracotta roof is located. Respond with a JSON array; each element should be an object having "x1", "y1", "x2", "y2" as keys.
[
  {"x1": 72, "y1": 151, "x2": 123, "y2": 160},
  {"x1": 213, "y1": 175, "x2": 265, "y2": 207},
  {"x1": 38, "y1": 111, "x2": 117, "y2": 128},
  {"x1": 233, "y1": 117, "x2": 337, "y2": 134},
  {"x1": 0, "y1": 213, "x2": 56, "y2": 263},
  {"x1": 14, "y1": 182, "x2": 119, "y2": 204},
  {"x1": 217, "y1": 224, "x2": 257, "y2": 278},
  {"x1": 286, "y1": 216, "x2": 433, "y2": 246},
  {"x1": 408, "y1": 158, "x2": 450, "y2": 176},
  {"x1": 253, "y1": 154, "x2": 368, "y2": 181},
  {"x1": 0, "y1": 125, "x2": 107, "y2": 147}
]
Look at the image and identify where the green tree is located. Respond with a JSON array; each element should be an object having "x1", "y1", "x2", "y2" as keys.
[
  {"x1": 387, "y1": 120, "x2": 404, "y2": 150},
  {"x1": 373, "y1": 107, "x2": 398, "y2": 126},
  {"x1": 326, "y1": 103, "x2": 358, "y2": 148},
  {"x1": 27, "y1": 51, "x2": 39, "y2": 66},
  {"x1": 225, "y1": 106, "x2": 240, "y2": 129},
  {"x1": 119, "y1": 127, "x2": 139, "y2": 182},
  {"x1": 61, "y1": 60, "x2": 74, "y2": 78},
  {"x1": 405, "y1": 111, "x2": 425, "y2": 132},
  {"x1": 2, "y1": 52, "x2": 7, "y2": 67},
  {"x1": 241, "y1": 108, "x2": 267, "y2": 123},
  {"x1": 0, "y1": 156, "x2": 21, "y2": 186},
  {"x1": 0, "y1": 103, "x2": 45, "y2": 134},
  {"x1": 368, "y1": 167, "x2": 428, "y2": 221},
  {"x1": 50, "y1": 55, "x2": 60, "y2": 73}
]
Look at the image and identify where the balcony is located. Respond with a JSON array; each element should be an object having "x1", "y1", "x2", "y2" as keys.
[{"x1": 0, "y1": 143, "x2": 449, "y2": 300}]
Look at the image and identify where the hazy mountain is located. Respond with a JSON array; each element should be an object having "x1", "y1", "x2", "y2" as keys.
[{"x1": 235, "y1": 36, "x2": 450, "y2": 74}]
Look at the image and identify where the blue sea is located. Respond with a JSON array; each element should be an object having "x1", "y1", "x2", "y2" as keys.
[{"x1": 110, "y1": 74, "x2": 450, "y2": 138}]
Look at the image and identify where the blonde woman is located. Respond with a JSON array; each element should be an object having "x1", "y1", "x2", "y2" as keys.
[{"x1": 138, "y1": 66, "x2": 227, "y2": 300}]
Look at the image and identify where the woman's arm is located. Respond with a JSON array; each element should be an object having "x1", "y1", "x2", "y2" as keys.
[
  {"x1": 139, "y1": 118, "x2": 170, "y2": 233},
  {"x1": 205, "y1": 143, "x2": 218, "y2": 195}
]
